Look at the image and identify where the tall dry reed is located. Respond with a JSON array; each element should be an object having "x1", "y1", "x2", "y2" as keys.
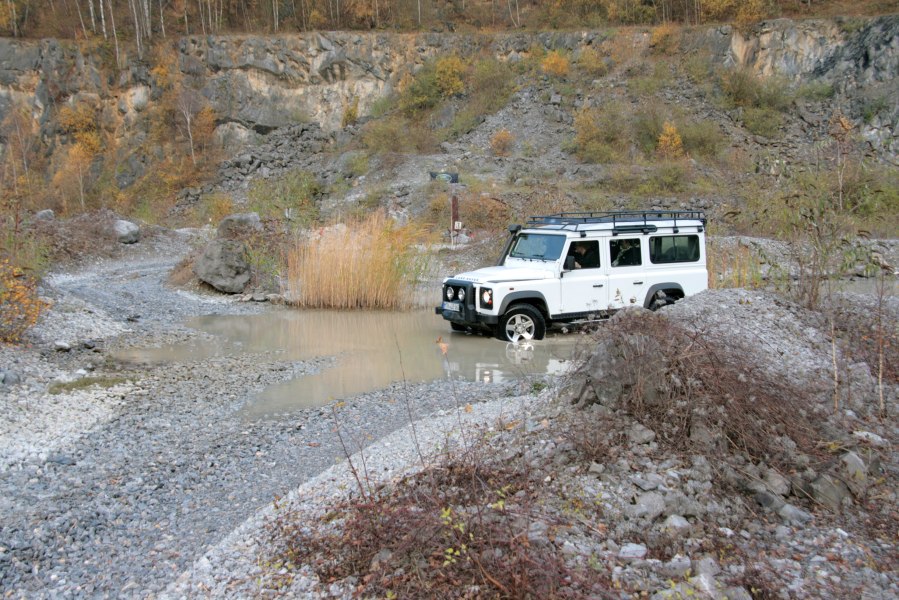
[{"x1": 285, "y1": 212, "x2": 430, "y2": 310}]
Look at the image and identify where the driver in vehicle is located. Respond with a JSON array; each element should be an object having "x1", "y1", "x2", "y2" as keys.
[{"x1": 568, "y1": 241, "x2": 599, "y2": 269}]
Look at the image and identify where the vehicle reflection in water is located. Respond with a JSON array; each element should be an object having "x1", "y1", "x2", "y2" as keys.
[{"x1": 114, "y1": 310, "x2": 581, "y2": 417}]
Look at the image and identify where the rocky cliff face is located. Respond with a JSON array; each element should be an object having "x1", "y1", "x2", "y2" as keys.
[{"x1": 0, "y1": 16, "x2": 896, "y2": 194}]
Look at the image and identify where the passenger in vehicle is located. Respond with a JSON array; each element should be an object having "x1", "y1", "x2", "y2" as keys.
[{"x1": 612, "y1": 239, "x2": 641, "y2": 267}]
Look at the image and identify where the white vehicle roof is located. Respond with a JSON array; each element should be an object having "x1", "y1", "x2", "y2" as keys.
[{"x1": 521, "y1": 211, "x2": 706, "y2": 236}]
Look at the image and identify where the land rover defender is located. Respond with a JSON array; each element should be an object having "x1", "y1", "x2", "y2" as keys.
[{"x1": 436, "y1": 211, "x2": 708, "y2": 342}]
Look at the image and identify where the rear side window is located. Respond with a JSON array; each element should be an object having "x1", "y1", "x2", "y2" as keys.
[{"x1": 649, "y1": 235, "x2": 700, "y2": 263}]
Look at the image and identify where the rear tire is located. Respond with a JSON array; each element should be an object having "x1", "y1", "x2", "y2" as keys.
[
  {"x1": 450, "y1": 322, "x2": 468, "y2": 332},
  {"x1": 649, "y1": 291, "x2": 673, "y2": 311},
  {"x1": 497, "y1": 304, "x2": 546, "y2": 342}
]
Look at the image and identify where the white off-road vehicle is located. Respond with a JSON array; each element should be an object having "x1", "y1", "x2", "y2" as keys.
[{"x1": 436, "y1": 211, "x2": 708, "y2": 342}]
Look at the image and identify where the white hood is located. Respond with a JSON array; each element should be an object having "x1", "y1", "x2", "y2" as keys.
[{"x1": 449, "y1": 264, "x2": 556, "y2": 284}]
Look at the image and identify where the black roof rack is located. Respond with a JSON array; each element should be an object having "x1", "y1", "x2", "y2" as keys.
[{"x1": 526, "y1": 210, "x2": 706, "y2": 231}]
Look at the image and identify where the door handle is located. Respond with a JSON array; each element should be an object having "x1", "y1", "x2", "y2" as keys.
[
  {"x1": 633, "y1": 281, "x2": 643, "y2": 285},
  {"x1": 593, "y1": 284, "x2": 604, "y2": 288}
]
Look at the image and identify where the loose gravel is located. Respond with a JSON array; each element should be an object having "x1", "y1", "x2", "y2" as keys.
[{"x1": 0, "y1": 235, "x2": 519, "y2": 598}]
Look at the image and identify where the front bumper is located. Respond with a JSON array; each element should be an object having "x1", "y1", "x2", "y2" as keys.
[{"x1": 435, "y1": 304, "x2": 499, "y2": 326}]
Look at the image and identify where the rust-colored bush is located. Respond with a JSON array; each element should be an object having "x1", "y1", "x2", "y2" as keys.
[
  {"x1": 490, "y1": 129, "x2": 515, "y2": 156},
  {"x1": 541, "y1": 51, "x2": 570, "y2": 77},
  {"x1": 0, "y1": 259, "x2": 45, "y2": 343}
]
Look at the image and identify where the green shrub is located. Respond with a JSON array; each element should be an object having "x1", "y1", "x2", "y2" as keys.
[
  {"x1": 635, "y1": 161, "x2": 690, "y2": 195},
  {"x1": 400, "y1": 56, "x2": 465, "y2": 115},
  {"x1": 720, "y1": 68, "x2": 761, "y2": 108},
  {"x1": 345, "y1": 152, "x2": 369, "y2": 178},
  {"x1": 192, "y1": 193, "x2": 235, "y2": 225},
  {"x1": 361, "y1": 116, "x2": 423, "y2": 154},
  {"x1": 797, "y1": 81, "x2": 835, "y2": 102},
  {"x1": 861, "y1": 95, "x2": 888, "y2": 123},
  {"x1": 48, "y1": 376, "x2": 129, "y2": 395},
  {"x1": 633, "y1": 106, "x2": 667, "y2": 155},
  {"x1": 683, "y1": 52, "x2": 714, "y2": 84},
  {"x1": 570, "y1": 104, "x2": 629, "y2": 163},
  {"x1": 341, "y1": 97, "x2": 359, "y2": 127},
  {"x1": 577, "y1": 45, "x2": 608, "y2": 77},
  {"x1": 743, "y1": 107, "x2": 782, "y2": 138},
  {"x1": 680, "y1": 120, "x2": 724, "y2": 158},
  {"x1": 720, "y1": 67, "x2": 792, "y2": 111},
  {"x1": 248, "y1": 169, "x2": 321, "y2": 225}
]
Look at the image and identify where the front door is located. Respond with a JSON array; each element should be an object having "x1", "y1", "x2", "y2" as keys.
[{"x1": 559, "y1": 240, "x2": 608, "y2": 314}]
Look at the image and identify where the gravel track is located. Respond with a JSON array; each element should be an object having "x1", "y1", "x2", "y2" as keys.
[{"x1": 0, "y1": 235, "x2": 513, "y2": 597}]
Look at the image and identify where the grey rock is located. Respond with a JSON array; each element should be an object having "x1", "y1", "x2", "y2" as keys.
[
  {"x1": 852, "y1": 430, "x2": 887, "y2": 446},
  {"x1": 778, "y1": 503, "x2": 813, "y2": 525},
  {"x1": 627, "y1": 491, "x2": 665, "y2": 521},
  {"x1": 618, "y1": 543, "x2": 647, "y2": 561},
  {"x1": 1, "y1": 369, "x2": 21, "y2": 385},
  {"x1": 54, "y1": 341, "x2": 72, "y2": 352},
  {"x1": 217, "y1": 213, "x2": 262, "y2": 239},
  {"x1": 47, "y1": 454, "x2": 76, "y2": 466},
  {"x1": 810, "y1": 474, "x2": 851, "y2": 511},
  {"x1": 193, "y1": 240, "x2": 251, "y2": 294},
  {"x1": 34, "y1": 209, "x2": 55, "y2": 221},
  {"x1": 113, "y1": 220, "x2": 140, "y2": 244},
  {"x1": 662, "y1": 514, "x2": 691, "y2": 534},
  {"x1": 754, "y1": 490, "x2": 785, "y2": 511},
  {"x1": 763, "y1": 468, "x2": 791, "y2": 496},
  {"x1": 693, "y1": 556, "x2": 721, "y2": 577},
  {"x1": 661, "y1": 554, "x2": 692, "y2": 578},
  {"x1": 841, "y1": 451, "x2": 869, "y2": 496},
  {"x1": 628, "y1": 423, "x2": 656, "y2": 445}
]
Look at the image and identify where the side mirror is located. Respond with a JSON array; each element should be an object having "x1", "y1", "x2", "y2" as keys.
[{"x1": 564, "y1": 256, "x2": 576, "y2": 271}]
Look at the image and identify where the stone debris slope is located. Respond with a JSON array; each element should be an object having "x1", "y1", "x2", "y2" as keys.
[{"x1": 164, "y1": 289, "x2": 898, "y2": 598}]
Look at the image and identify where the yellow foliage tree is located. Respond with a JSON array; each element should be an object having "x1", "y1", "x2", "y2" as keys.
[
  {"x1": 52, "y1": 142, "x2": 96, "y2": 212},
  {"x1": 435, "y1": 56, "x2": 465, "y2": 97},
  {"x1": 657, "y1": 121, "x2": 685, "y2": 158}
]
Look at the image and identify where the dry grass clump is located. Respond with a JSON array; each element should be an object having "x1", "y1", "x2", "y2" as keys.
[
  {"x1": 284, "y1": 212, "x2": 430, "y2": 309},
  {"x1": 563, "y1": 311, "x2": 831, "y2": 473}
]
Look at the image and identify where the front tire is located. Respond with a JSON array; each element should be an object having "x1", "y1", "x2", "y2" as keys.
[{"x1": 497, "y1": 304, "x2": 546, "y2": 342}]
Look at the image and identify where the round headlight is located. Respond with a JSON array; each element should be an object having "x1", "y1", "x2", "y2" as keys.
[
  {"x1": 457, "y1": 287, "x2": 466, "y2": 302},
  {"x1": 445, "y1": 287, "x2": 455, "y2": 301},
  {"x1": 482, "y1": 289, "x2": 492, "y2": 305}
]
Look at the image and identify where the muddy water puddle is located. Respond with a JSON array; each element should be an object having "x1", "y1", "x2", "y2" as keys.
[{"x1": 116, "y1": 310, "x2": 580, "y2": 417}]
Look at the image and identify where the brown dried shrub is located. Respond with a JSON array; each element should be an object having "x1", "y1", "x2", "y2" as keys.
[
  {"x1": 563, "y1": 310, "x2": 832, "y2": 473},
  {"x1": 267, "y1": 450, "x2": 615, "y2": 598}
]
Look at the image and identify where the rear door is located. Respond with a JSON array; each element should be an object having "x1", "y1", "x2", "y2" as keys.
[{"x1": 607, "y1": 236, "x2": 647, "y2": 308}]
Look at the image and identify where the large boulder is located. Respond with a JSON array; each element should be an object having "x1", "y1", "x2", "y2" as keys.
[
  {"x1": 193, "y1": 239, "x2": 251, "y2": 293},
  {"x1": 113, "y1": 219, "x2": 140, "y2": 244},
  {"x1": 217, "y1": 212, "x2": 262, "y2": 239}
]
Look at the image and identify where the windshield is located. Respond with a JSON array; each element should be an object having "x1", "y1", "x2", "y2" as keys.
[{"x1": 508, "y1": 233, "x2": 566, "y2": 261}]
